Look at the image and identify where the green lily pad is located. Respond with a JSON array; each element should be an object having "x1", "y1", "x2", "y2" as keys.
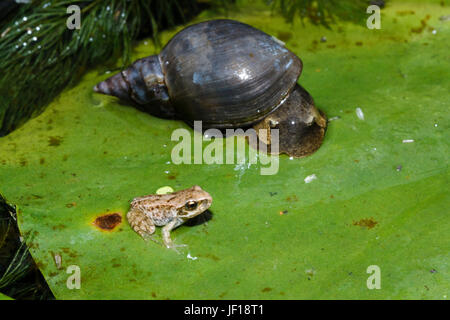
[
  {"x1": 0, "y1": 292, "x2": 13, "y2": 300},
  {"x1": 0, "y1": 1, "x2": 448, "y2": 299}
]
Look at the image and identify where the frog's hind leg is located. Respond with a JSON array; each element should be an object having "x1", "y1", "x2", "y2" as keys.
[{"x1": 127, "y1": 206, "x2": 160, "y2": 245}]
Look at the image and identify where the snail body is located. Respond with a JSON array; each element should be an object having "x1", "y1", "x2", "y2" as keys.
[
  {"x1": 253, "y1": 84, "x2": 327, "y2": 158},
  {"x1": 94, "y1": 19, "x2": 326, "y2": 157}
]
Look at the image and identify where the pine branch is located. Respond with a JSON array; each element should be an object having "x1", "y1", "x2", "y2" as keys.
[{"x1": 0, "y1": 0, "x2": 200, "y2": 136}]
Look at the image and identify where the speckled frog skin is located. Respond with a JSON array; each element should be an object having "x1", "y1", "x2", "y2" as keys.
[{"x1": 127, "y1": 185, "x2": 212, "y2": 250}]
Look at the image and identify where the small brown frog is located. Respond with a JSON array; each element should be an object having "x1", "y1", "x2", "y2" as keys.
[{"x1": 127, "y1": 185, "x2": 212, "y2": 250}]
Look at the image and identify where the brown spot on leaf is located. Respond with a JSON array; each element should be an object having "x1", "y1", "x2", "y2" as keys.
[
  {"x1": 93, "y1": 213, "x2": 122, "y2": 231},
  {"x1": 59, "y1": 247, "x2": 77, "y2": 258},
  {"x1": 286, "y1": 195, "x2": 298, "y2": 202},
  {"x1": 48, "y1": 136, "x2": 63, "y2": 146},
  {"x1": 396, "y1": 10, "x2": 415, "y2": 16},
  {"x1": 353, "y1": 218, "x2": 378, "y2": 229},
  {"x1": 261, "y1": 287, "x2": 272, "y2": 293},
  {"x1": 199, "y1": 253, "x2": 220, "y2": 261},
  {"x1": 411, "y1": 15, "x2": 431, "y2": 33}
]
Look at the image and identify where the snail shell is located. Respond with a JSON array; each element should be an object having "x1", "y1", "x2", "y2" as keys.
[{"x1": 94, "y1": 19, "x2": 302, "y2": 129}]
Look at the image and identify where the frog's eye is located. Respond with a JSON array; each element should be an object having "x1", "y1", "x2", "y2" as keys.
[{"x1": 185, "y1": 200, "x2": 198, "y2": 211}]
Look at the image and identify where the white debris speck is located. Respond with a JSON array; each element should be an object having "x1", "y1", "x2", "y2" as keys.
[
  {"x1": 289, "y1": 156, "x2": 294, "y2": 160},
  {"x1": 431, "y1": 29, "x2": 437, "y2": 35},
  {"x1": 305, "y1": 268, "x2": 316, "y2": 277},
  {"x1": 187, "y1": 253, "x2": 198, "y2": 260},
  {"x1": 304, "y1": 174, "x2": 317, "y2": 184},
  {"x1": 144, "y1": 41, "x2": 148, "y2": 45},
  {"x1": 22, "y1": 17, "x2": 28, "y2": 22},
  {"x1": 328, "y1": 116, "x2": 340, "y2": 122},
  {"x1": 54, "y1": 254, "x2": 62, "y2": 269},
  {"x1": 164, "y1": 170, "x2": 170, "y2": 174},
  {"x1": 19, "y1": 236, "x2": 24, "y2": 242},
  {"x1": 402, "y1": 139, "x2": 414, "y2": 143},
  {"x1": 356, "y1": 107, "x2": 365, "y2": 120},
  {"x1": 373, "y1": 147, "x2": 377, "y2": 151},
  {"x1": 434, "y1": 123, "x2": 438, "y2": 127}
]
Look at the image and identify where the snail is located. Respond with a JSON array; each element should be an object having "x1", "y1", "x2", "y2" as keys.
[{"x1": 94, "y1": 19, "x2": 326, "y2": 157}]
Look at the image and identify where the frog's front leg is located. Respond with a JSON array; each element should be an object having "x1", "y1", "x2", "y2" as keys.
[
  {"x1": 162, "y1": 218, "x2": 187, "y2": 251},
  {"x1": 127, "y1": 206, "x2": 160, "y2": 244}
]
